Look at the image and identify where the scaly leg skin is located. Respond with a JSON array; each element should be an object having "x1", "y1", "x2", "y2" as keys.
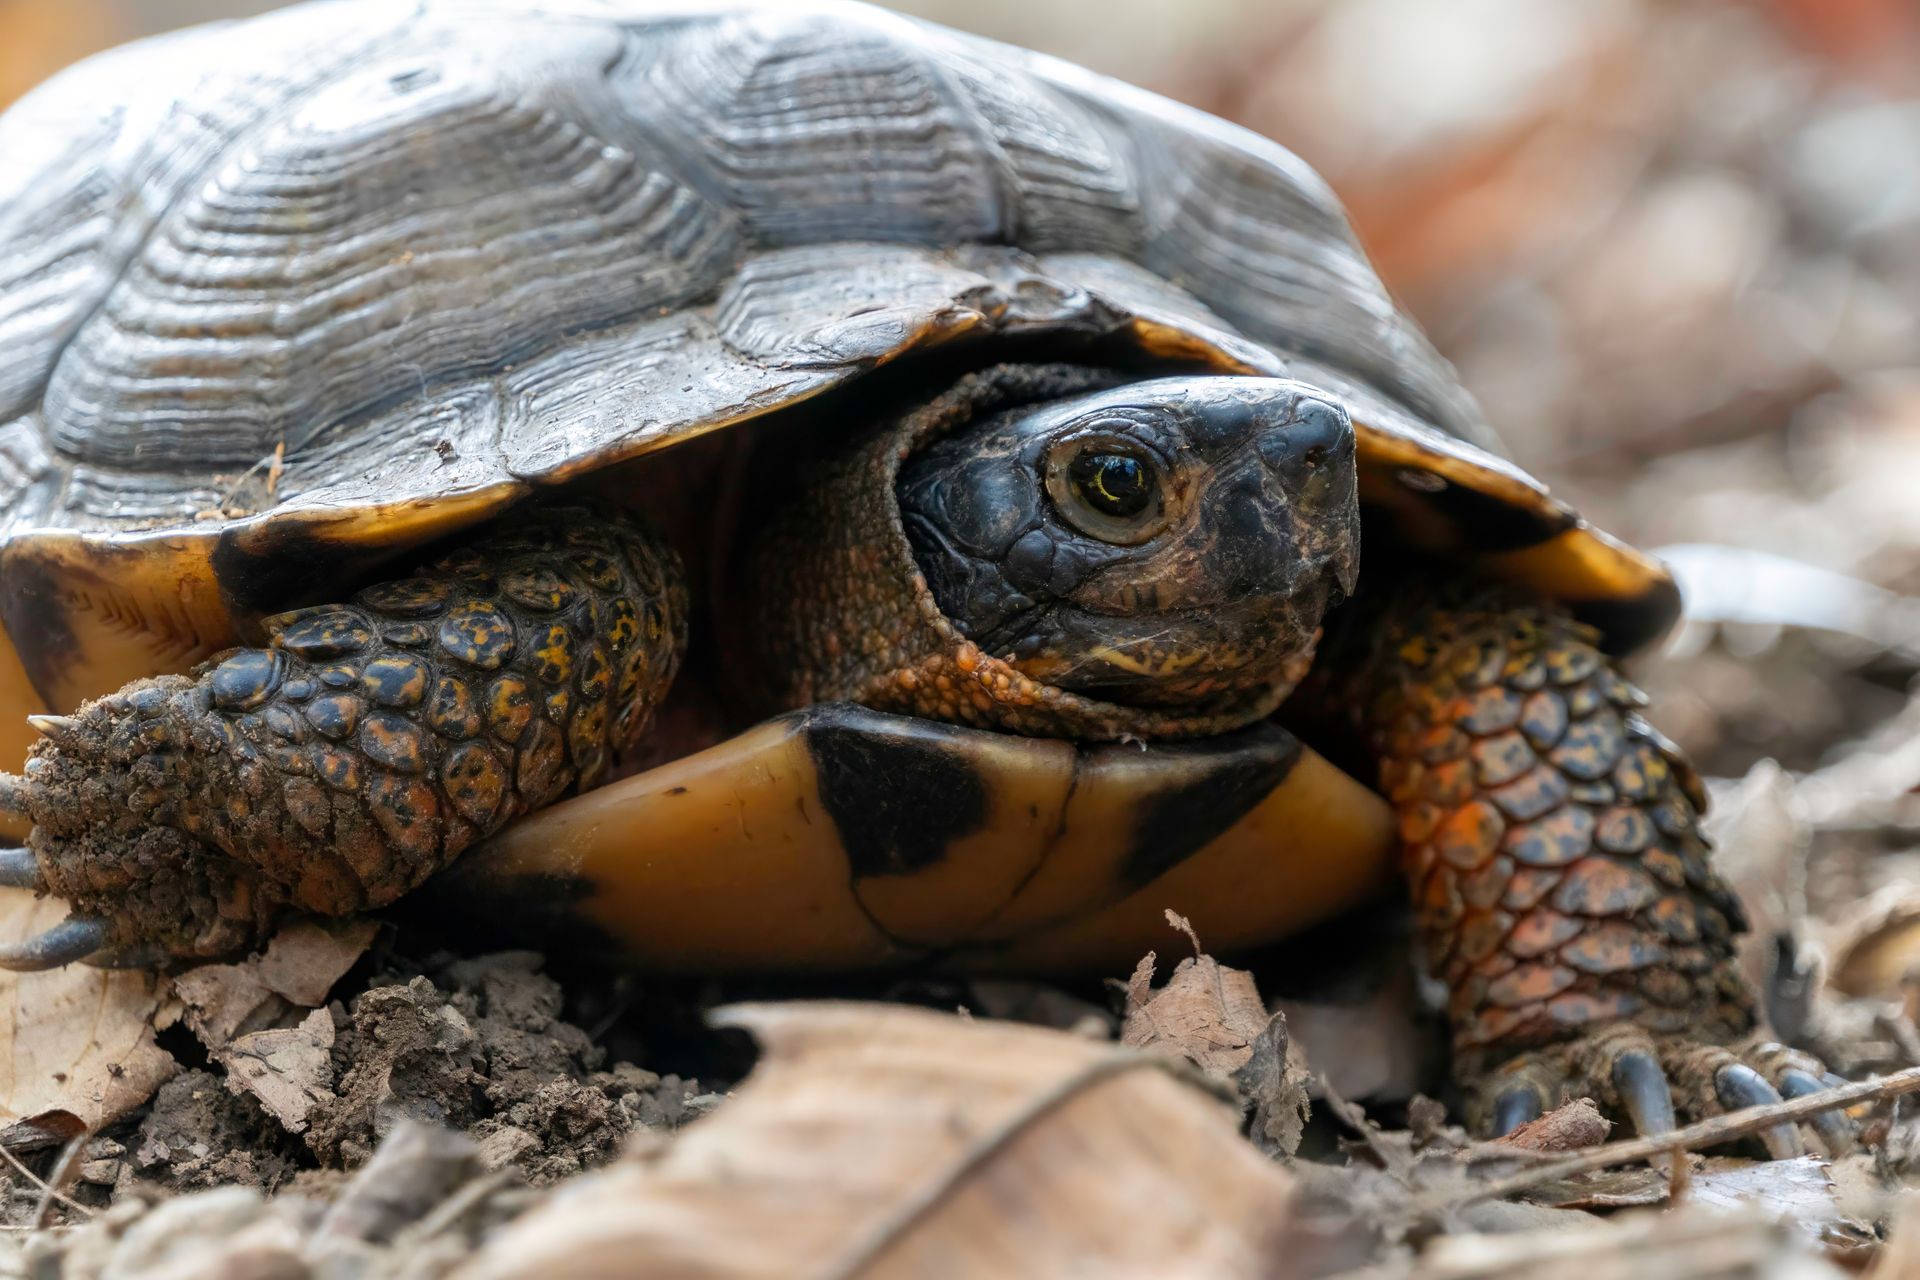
[
  {"x1": 1350, "y1": 582, "x2": 1852, "y2": 1157},
  {"x1": 0, "y1": 503, "x2": 686, "y2": 968}
]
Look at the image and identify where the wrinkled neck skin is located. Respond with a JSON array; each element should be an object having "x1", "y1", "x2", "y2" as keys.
[{"x1": 736, "y1": 363, "x2": 1362, "y2": 741}]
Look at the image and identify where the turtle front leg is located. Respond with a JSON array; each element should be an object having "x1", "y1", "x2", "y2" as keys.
[
  {"x1": 0, "y1": 503, "x2": 687, "y2": 967},
  {"x1": 1346, "y1": 582, "x2": 1851, "y2": 1156}
]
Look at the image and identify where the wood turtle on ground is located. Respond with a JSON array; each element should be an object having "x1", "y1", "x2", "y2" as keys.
[{"x1": 0, "y1": 0, "x2": 1848, "y2": 1149}]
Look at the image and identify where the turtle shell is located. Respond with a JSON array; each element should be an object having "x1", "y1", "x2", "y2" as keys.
[{"x1": 0, "y1": 0, "x2": 1677, "y2": 740}]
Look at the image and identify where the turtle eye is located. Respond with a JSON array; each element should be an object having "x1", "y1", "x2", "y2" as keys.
[
  {"x1": 1068, "y1": 451, "x2": 1153, "y2": 518},
  {"x1": 1044, "y1": 437, "x2": 1172, "y2": 546}
]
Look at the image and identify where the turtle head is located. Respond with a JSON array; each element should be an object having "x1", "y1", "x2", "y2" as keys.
[{"x1": 897, "y1": 376, "x2": 1360, "y2": 712}]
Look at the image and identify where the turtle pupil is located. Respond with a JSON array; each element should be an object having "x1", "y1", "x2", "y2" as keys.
[{"x1": 1069, "y1": 451, "x2": 1153, "y2": 519}]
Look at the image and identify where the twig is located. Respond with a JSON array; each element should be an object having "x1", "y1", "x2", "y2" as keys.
[
  {"x1": 0, "y1": 1136, "x2": 91, "y2": 1223},
  {"x1": 1435, "y1": 1064, "x2": 1920, "y2": 1210},
  {"x1": 1667, "y1": 1140, "x2": 1691, "y2": 1205},
  {"x1": 405, "y1": 1168, "x2": 518, "y2": 1244},
  {"x1": 32, "y1": 1133, "x2": 90, "y2": 1230}
]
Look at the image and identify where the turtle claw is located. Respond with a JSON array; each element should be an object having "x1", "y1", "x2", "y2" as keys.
[
  {"x1": 1473, "y1": 1029, "x2": 1852, "y2": 1160},
  {"x1": 1713, "y1": 1062, "x2": 1802, "y2": 1159},
  {"x1": 1610, "y1": 1046, "x2": 1677, "y2": 1140},
  {"x1": 1492, "y1": 1083, "x2": 1545, "y2": 1136},
  {"x1": 0, "y1": 915, "x2": 107, "y2": 971},
  {"x1": 82, "y1": 944, "x2": 162, "y2": 970},
  {"x1": 1779, "y1": 1067, "x2": 1857, "y2": 1157},
  {"x1": 25, "y1": 715, "x2": 83, "y2": 752},
  {"x1": 0, "y1": 848, "x2": 43, "y2": 892}
]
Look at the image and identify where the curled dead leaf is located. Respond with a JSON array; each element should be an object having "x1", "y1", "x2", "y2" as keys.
[
  {"x1": 173, "y1": 918, "x2": 376, "y2": 1051},
  {"x1": 0, "y1": 888, "x2": 176, "y2": 1148},
  {"x1": 1494, "y1": 1099, "x2": 1612, "y2": 1154},
  {"x1": 1122, "y1": 911, "x2": 1311, "y2": 1156},
  {"x1": 170, "y1": 918, "x2": 372, "y2": 1135},
  {"x1": 457, "y1": 1001, "x2": 1308, "y2": 1280}
]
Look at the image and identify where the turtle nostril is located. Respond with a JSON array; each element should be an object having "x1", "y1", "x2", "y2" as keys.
[{"x1": 1256, "y1": 397, "x2": 1353, "y2": 481}]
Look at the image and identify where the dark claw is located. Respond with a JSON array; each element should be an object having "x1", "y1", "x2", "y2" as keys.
[
  {"x1": 1715, "y1": 1063, "x2": 1803, "y2": 1159},
  {"x1": 25, "y1": 716, "x2": 82, "y2": 753},
  {"x1": 1492, "y1": 1084, "x2": 1545, "y2": 1136},
  {"x1": 83, "y1": 945, "x2": 160, "y2": 970},
  {"x1": 0, "y1": 916, "x2": 108, "y2": 971},
  {"x1": 1779, "y1": 1067, "x2": 1856, "y2": 1157},
  {"x1": 0, "y1": 848, "x2": 42, "y2": 891},
  {"x1": 1611, "y1": 1048, "x2": 1677, "y2": 1138}
]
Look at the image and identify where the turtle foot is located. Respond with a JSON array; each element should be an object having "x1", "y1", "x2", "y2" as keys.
[
  {"x1": 0, "y1": 502, "x2": 690, "y2": 969},
  {"x1": 0, "y1": 784, "x2": 113, "y2": 970},
  {"x1": 1476, "y1": 1024, "x2": 1854, "y2": 1158}
]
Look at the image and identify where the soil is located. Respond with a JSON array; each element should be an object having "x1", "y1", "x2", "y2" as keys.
[{"x1": 81, "y1": 950, "x2": 717, "y2": 1209}]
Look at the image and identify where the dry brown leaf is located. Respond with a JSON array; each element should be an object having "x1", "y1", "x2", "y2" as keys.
[
  {"x1": 173, "y1": 918, "x2": 376, "y2": 1050},
  {"x1": 221, "y1": 1008, "x2": 337, "y2": 1134},
  {"x1": 1703, "y1": 761, "x2": 1809, "y2": 1004},
  {"x1": 1361, "y1": 1206, "x2": 1846, "y2": 1279},
  {"x1": 168, "y1": 920, "x2": 371, "y2": 1135},
  {"x1": 1122, "y1": 910, "x2": 1311, "y2": 1155},
  {"x1": 1686, "y1": 1157, "x2": 1872, "y2": 1250},
  {"x1": 1122, "y1": 912, "x2": 1268, "y2": 1073},
  {"x1": 1523, "y1": 1152, "x2": 1864, "y2": 1245},
  {"x1": 1494, "y1": 1099, "x2": 1612, "y2": 1154},
  {"x1": 457, "y1": 1001, "x2": 1307, "y2": 1280},
  {"x1": 0, "y1": 888, "x2": 177, "y2": 1147}
]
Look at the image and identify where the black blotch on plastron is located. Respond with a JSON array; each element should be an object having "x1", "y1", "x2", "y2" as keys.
[
  {"x1": 1115, "y1": 722, "x2": 1303, "y2": 888},
  {"x1": 804, "y1": 704, "x2": 990, "y2": 879},
  {"x1": 398, "y1": 866, "x2": 624, "y2": 956},
  {"x1": 1568, "y1": 582, "x2": 1684, "y2": 658},
  {"x1": 0, "y1": 554, "x2": 78, "y2": 703},
  {"x1": 211, "y1": 521, "x2": 404, "y2": 618}
]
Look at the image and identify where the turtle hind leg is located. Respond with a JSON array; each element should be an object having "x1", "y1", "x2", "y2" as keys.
[
  {"x1": 1348, "y1": 581, "x2": 1853, "y2": 1156},
  {"x1": 1, "y1": 501, "x2": 688, "y2": 965}
]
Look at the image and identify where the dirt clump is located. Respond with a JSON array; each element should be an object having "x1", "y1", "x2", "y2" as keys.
[
  {"x1": 130, "y1": 1070, "x2": 302, "y2": 1195},
  {"x1": 305, "y1": 951, "x2": 710, "y2": 1185}
]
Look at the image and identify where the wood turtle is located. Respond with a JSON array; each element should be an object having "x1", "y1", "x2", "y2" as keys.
[{"x1": 0, "y1": 0, "x2": 1847, "y2": 1147}]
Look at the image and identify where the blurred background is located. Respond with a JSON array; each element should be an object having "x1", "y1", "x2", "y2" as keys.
[{"x1": 5, "y1": 0, "x2": 1919, "y2": 781}]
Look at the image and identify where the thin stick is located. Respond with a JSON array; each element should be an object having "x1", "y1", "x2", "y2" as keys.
[
  {"x1": 1439, "y1": 1064, "x2": 1920, "y2": 1209},
  {"x1": 0, "y1": 1138, "x2": 91, "y2": 1222},
  {"x1": 31, "y1": 1133, "x2": 90, "y2": 1230},
  {"x1": 405, "y1": 1168, "x2": 517, "y2": 1244}
]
